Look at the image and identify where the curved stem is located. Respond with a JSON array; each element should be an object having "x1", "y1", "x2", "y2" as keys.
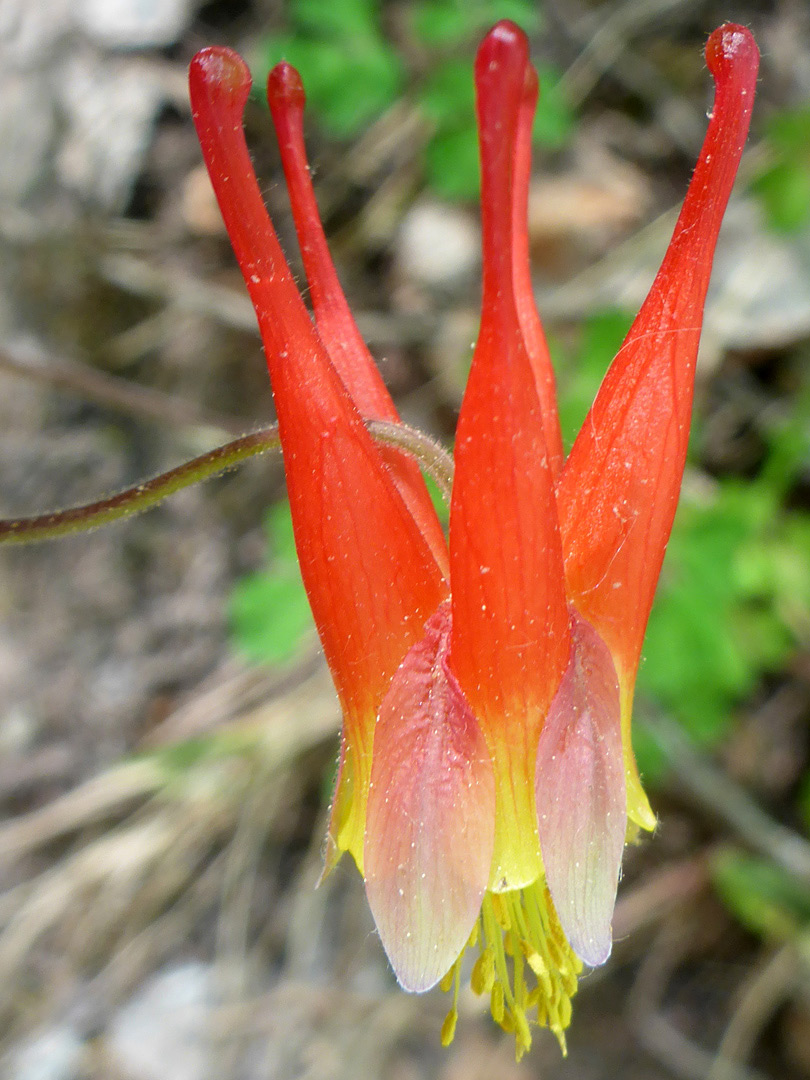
[
  {"x1": 366, "y1": 420, "x2": 454, "y2": 503},
  {"x1": 0, "y1": 421, "x2": 454, "y2": 545}
]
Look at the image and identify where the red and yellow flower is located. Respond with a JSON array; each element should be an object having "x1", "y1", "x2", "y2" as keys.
[{"x1": 190, "y1": 20, "x2": 758, "y2": 1053}]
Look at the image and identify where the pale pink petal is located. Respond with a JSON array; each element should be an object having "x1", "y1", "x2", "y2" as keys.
[
  {"x1": 365, "y1": 601, "x2": 495, "y2": 992},
  {"x1": 535, "y1": 611, "x2": 626, "y2": 967}
]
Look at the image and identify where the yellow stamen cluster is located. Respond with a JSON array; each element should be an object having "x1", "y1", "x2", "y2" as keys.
[{"x1": 439, "y1": 881, "x2": 582, "y2": 1059}]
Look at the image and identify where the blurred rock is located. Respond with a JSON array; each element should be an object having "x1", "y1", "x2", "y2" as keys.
[
  {"x1": 0, "y1": 0, "x2": 69, "y2": 202},
  {"x1": 425, "y1": 307, "x2": 479, "y2": 408},
  {"x1": 396, "y1": 200, "x2": 480, "y2": 291},
  {"x1": 540, "y1": 197, "x2": 810, "y2": 370},
  {"x1": 181, "y1": 164, "x2": 226, "y2": 237},
  {"x1": 527, "y1": 167, "x2": 650, "y2": 254},
  {"x1": 5, "y1": 1024, "x2": 84, "y2": 1080},
  {"x1": 76, "y1": 0, "x2": 199, "y2": 49},
  {"x1": 106, "y1": 962, "x2": 214, "y2": 1080},
  {"x1": 0, "y1": 0, "x2": 73, "y2": 65},
  {"x1": 706, "y1": 199, "x2": 810, "y2": 352},
  {"x1": 56, "y1": 51, "x2": 166, "y2": 210},
  {"x1": 0, "y1": 0, "x2": 197, "y2": 208},
  {"x1": 0, "y1": 73, "x2": 57, "y2": 202}
]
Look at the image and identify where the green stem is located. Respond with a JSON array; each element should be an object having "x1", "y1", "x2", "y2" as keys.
[
  {"x1": 367, "y1": 419, "x2": 455, "y2": 502},
  {"x1": 0, "y1": 420, "x2": 454, "y2": 545}
]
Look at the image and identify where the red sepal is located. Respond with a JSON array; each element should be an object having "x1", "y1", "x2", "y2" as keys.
[
  {"x1": 449, "y1": 22, "x2": 569, "y2": 887},
  {"x1": 266, "y1": 63, "x2": 448, "y2": 572},
  {"x1": 512, "y1": 63, "x2": 564, "y2": 480},
  {"x1": 190, "y1": 49, "x2": 448, "y2": 862},
  {"x1": 557, "y1": 25, "x2": 759, "y2": 684}
]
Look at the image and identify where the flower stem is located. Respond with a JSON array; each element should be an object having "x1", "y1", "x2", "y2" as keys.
[
  {"x1": 366, "y1": 419, "x2": 454, "y2": 503},
  {"x1": 0, "y1": 420, "x2": 454, "y2": 545}
]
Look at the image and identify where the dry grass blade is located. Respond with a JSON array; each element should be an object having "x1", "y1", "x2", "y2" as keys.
[
  {"x1": 0, "y1": 662, "x2": 342, "y2": 1040},
  {"x1": 708, "y1": 944, "x2": 801, "y2": 1080}
]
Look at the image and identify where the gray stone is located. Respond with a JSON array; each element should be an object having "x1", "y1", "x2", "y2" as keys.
[
  {"x1": 6, "y1": 1024, "x2": 84, "y2": 1080},
  {"x1": 397, "y1": 200, "x2": 480, "y2": 290},
  {"x1": 106, "y1": 962, "x2": 214, "y2": 1080},
  {"x1": 75, "y1": 0, "x2": 199, "y2": 49}
]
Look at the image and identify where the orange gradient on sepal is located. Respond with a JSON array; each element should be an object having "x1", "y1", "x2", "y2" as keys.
[
  {"x1": 449, "y1": 21, "x2": 569, "y2": 890},
  {"x1": 557, "y1": 23, "x2": 759, "y2": 828},
  {"x1": 190, "y1": 48, "x2": 448, "y2": 865}
]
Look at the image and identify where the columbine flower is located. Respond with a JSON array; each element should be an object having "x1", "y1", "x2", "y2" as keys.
[{"x1": 190, "y1": 20, "x2": 758, "y2": 1054}]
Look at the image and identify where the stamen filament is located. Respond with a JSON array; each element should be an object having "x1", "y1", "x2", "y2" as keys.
[{"x1": 441, "y1": 882, "x2": 579, "y2": 1059}]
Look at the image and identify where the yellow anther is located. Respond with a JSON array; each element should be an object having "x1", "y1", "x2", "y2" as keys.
[
  {"x1": 523, "y1": 945, "x2": 547, "y2": 978},
  {"x1": 440, "y1": 1008, "x2": 458, "y2": 1046},
  {"x1": 439, "y1": 967, "x2": 455, "y2": 994},
  {"x1": 455, "y1": 882, "x2": 581, "y2": 1055},
  {"x1": 546, "y1": 935, "x2": 566, "y2": 969},
  {"x1": 490, "y1": 981, "x2": 505, "y2": 1024},
  {"x1": 490, "y1": 892, "x2": 511, "y2": 931},
  {"x1": 540, "y1": 970, "x2": 554, "y2": 1000},
  {"x1": 514, "y1": 1011, "x2": 532, "y2": 1057},
  {"x1": 547, "y1": 995, "x2": 563, "y2": 1033},
  {"x1": 513, "y1": 947, "x2": 526, "y2": 1013},
  {"x1": 467, "y1": 921, "x2": 480, "y2": 949},
  {"x1": 558, "y1": 993, "x2": 572, "y2": 1029},
  {"x1": 471, "y1": 948, "x2": 495, "y2": 995}
]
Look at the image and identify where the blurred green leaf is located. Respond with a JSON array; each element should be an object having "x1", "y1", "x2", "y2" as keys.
[
  {"x1": 412, "y1": 0, "x2": 541, "y2": 47},
  {"x1": 425, "y1": 124, "x2": 481, "y2": 200},
  {"x1": 712, "y1": 848, "x2": 810, "y2": 941},
  {"x1": 412, "y1": 3, "x2": 469, "y2": 46},
  {"x1": 751, "y1": 161, "x2": 810, "y2": 234},
  {"x1": 553, "y1": 309, "x2": 635, "y2": 450},
  {"x1": 424, "y1": 469, "x2": 451, "y2": 527},
  {"x1": 765, "y1": 105, "x2": 810, "y2": 153},
  {"x1": 260, "y1": 35, "x2": 404, "y2": 137},
  {"x1": 761, "y1": 378, "x2": 810, "y2": 496},
  {"x1": 258, "y1": 0, "x2": 404, "y2": 137},
  {"x1": 639, "y1": 479, "x2": 810, "y2": 751},
  {"x1": 230, "y1": 502, "x2": 314, "y2": 665},
  {"x1": 292, "y1": 0, "x2": 380, "y2": 39},
  {"x1": 533, "y1": 65, "x2": 575, "y2": 148},
  {"x1": 752, "y1": 105, "x2": 810, "y2": 233},
  {"x1": 258, "y1": 0, "x2": 573, "y2": 200},
  {"x1": 265, "y1": 498, "x2": 298, "y2": 560},
  {"x1": 149, "y1": 728, "x2": 260, "y2": 777},
  {"x1": 630, "y1": 720, "x2": 670, "y2": 788},
  {"x1": 639, "y1": 484, "x2": 761, "y2": 747},
  {"x1": 420, "y1": 58, "x2": 475, "y2": 127}
]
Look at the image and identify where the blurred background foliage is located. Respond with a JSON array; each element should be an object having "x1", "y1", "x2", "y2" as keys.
[{"x1": 256, "y1": 0, "x2": 573, "y2": 198}]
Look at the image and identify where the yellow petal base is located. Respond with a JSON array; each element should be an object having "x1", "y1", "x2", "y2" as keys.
[{"x1": 439, "y1": 881, "x2": 582, "y2": 1060}]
